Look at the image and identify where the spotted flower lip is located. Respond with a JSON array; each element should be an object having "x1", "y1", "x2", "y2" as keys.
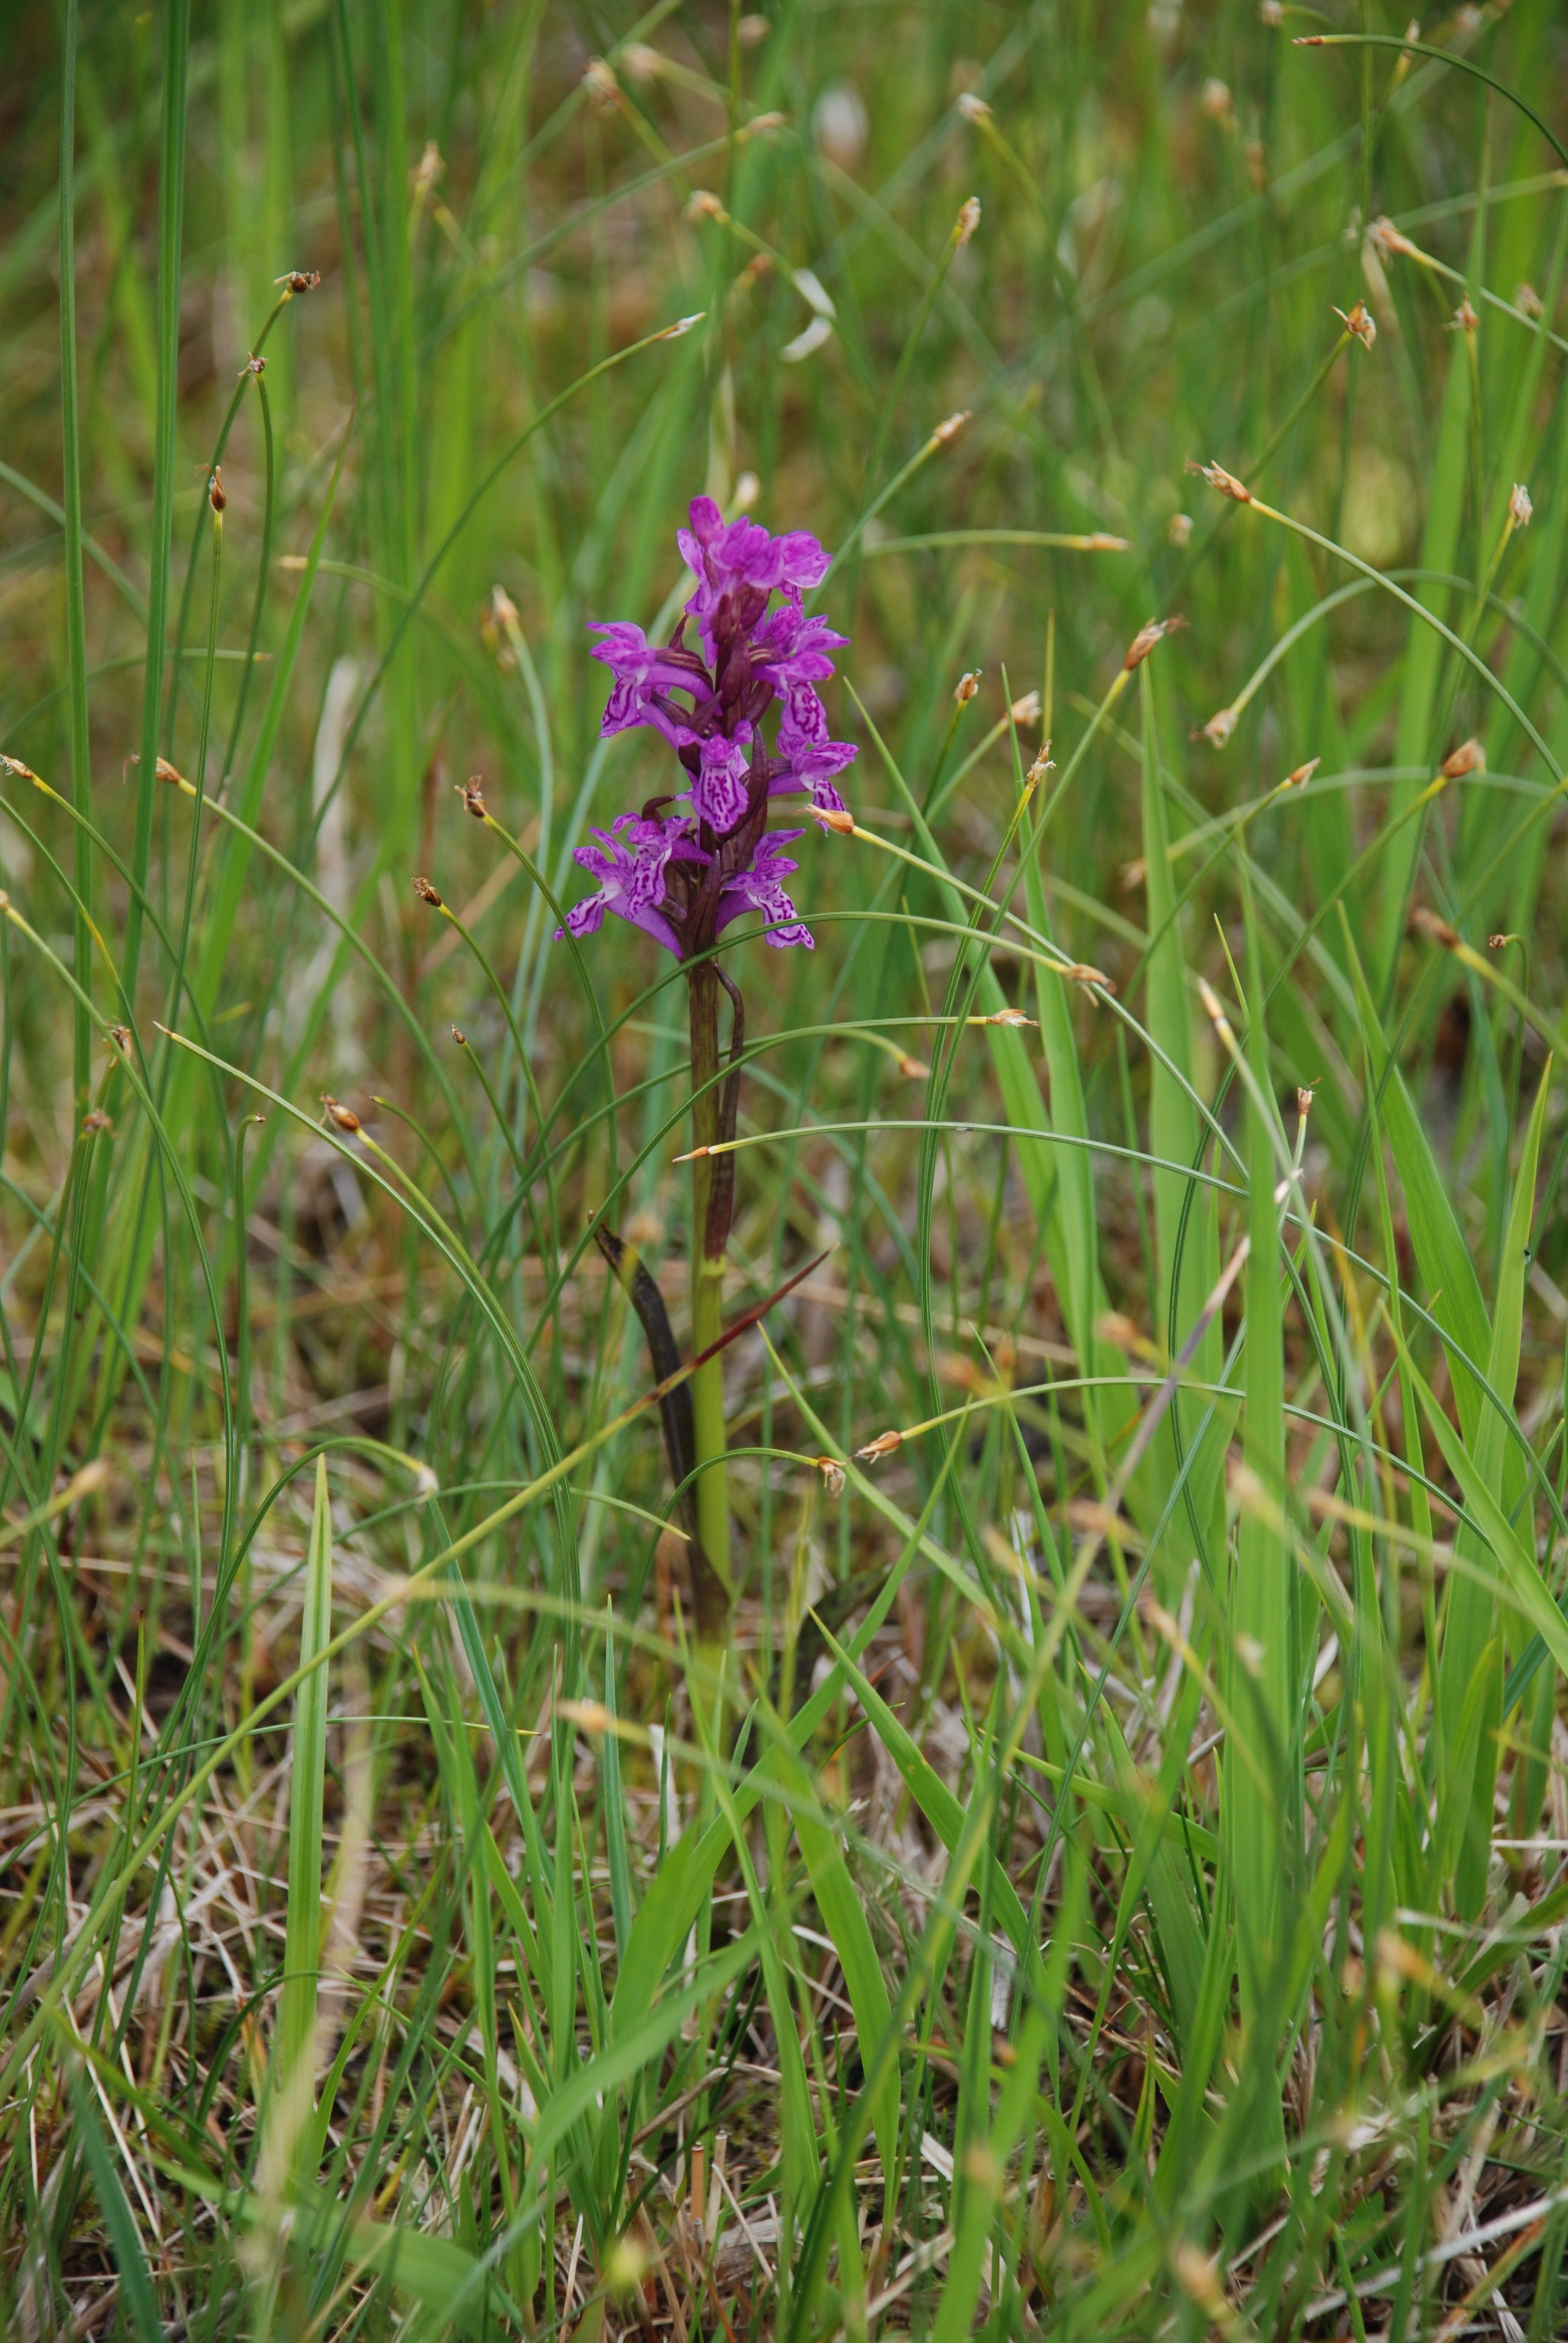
[{"x1": 565, "y1": 496, "x2": 855, "y2": 955}]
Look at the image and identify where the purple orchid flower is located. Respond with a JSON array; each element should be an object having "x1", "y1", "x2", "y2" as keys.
[
  {"x1": 555, "y1": 811, "x2": 705, "y2": 958},
  {"x1": 563, "y1": 497, "x2": 856, "y2": 957},
  {"x1": 716, "y1": 829, "x2": 814, "y2": 950}
]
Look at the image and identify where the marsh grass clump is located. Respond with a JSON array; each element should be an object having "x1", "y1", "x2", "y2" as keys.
[{"x1": 1, "y1": 5, "x2": 1568, "y2": 2338}]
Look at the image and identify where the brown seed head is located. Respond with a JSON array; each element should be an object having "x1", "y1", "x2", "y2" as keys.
[
  {"x1": 583, "y1": 56, "x2": 619, "y2": 109},
  {"x1": 129, "y1": 752, "x2": 186, "y2": 786},
  {"x1": 1334, "y1": 299, "x2": 1377, "y2": 350},
  {"x1": 1509, "y1": 482, "x2": 1533, "y2": 529},
  {"x1": 1010, "y1": 689, "x2": 1042, "y2": 725},
  {"x1": 897, "y1": 1054, "x2": 930, "y2": 1080},
  {"x1": 929, "y1": 408, "x2": 971, "y2": 450},
  {"x1": 1516, "y1": 281, "x2": 1544, "y2": 320},
  {"x1": 1123, "y1": 614, "x2": 1187, "y2": 672},
  {"x1": 810, "y1": 804, "x2": 855, "y2": 834},
  {"x1": 321, "y1": 1094, "x2": 362, "y2": 1133},
  {"x1": 209, "y1": 467, "x2": 227, "y2": 512},
  {"x1": 108, "y1": 1024, "x2": 132, "y2": 1054},
  {"x1": 82, "y1": 1109, "x2": 113, "y2": 1136},
  {"x1": 855, "y1": 1428, "x2": 904, "y2": 1463},
  {"x1": 275, "y1": 269, "x2": 322, "y2": 295},
  {"x1": 1408, "y1": 905, "x2": 1460, "y2": 951},
  {"x1": 812, "y1": 1457, "x2": 846, "y2": 1499},
  {"x1": 459, "y1": 776, "x2": 488, "y2": 820},
  {"x1": 1285, "y1": 756, "x2": 1321, "y2": 789},
  {"x1": 1063, "y1": 962, "x2": 1113, "y2": 991},
  {"x1": 954, "y1": 670, "x2": 981, "y2": 705},
  {"x1": 1487, "y1": 934, "x2": 1511, "y2": 952},
  {"x1": 982, "y1": 1007, "x2": 1033, "y2": 1027},
  {"x1": 451, "y1": 1025, "x2": 466, "y2": 1044},
  {"x1": 1, "y1": 753, "x2": 42, "y2": 784},
  {"x1": 1368, "y1": 215, "x2": 1422, "y2": 261},
  {"x1": 1201, "y1": 706, "x2": 1238, "y2": 748},
  {"x1": 413, "y1": 875, "x2": 442, "y2": 908},
  {"x1": 239, "y1": 352, "x2": 266, "y2": 378},
  {"x1": 489, "y1": 585, "x2": 520, "y2": 632},
  {"x1": 955, "y1": 194, "x2": 982, "y2": 246},
  {"x1": 1449, "y1": 297, "x2": 1479, "y2": 335},
  {"x1": 684, "y1": 188, "x2": 726, "y2": 223},
  {"x1": 1440, "y1": 737, "x2": 1485, "y2": 779},
  {"x1": 1297, "y1": 1086, "x2": 1315, "y2": 1121},
  {"x1": 1185, "y1": 456, "x2": 1252, "y2": 503}
]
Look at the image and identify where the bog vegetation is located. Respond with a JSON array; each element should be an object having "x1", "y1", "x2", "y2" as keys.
[{"x1": 2, "y1": 1, "x2": 1568, "y2": 2335}]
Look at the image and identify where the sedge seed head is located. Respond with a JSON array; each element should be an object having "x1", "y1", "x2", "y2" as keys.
[
  {"x1": 1334, "y1": 299, "x2": 1377, "y2": 349},
  {"x1": 1185, "y1": 456, "x2": 1251, "y2": 503}
]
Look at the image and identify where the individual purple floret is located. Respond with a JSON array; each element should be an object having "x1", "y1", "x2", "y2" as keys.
[
  {"x1": 716, "y1": 829, "x2": 814, "y2": 951},
  {"x1": 562, "y1": 496, "x2": 856, "y2": 958},
  {"x1": 558, "y1": 812, "x2": 705, "y2": 958}
]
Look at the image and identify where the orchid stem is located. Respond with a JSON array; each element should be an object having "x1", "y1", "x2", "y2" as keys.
[{"x1": 687, "y1": 960, "x2": 735, "y2": 1642}]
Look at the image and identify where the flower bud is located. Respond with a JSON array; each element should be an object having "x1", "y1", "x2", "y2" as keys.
[
  {"x1": 929, "y1": 409, "x2": 971, "y2": 450},
  {"x1": 321, "y1": 1095, "x2": 363, "y2": 1133},
  {"x1": 954, "y1": 670, "x2": 981, "y2": 704},
  {"x1": 1509, "y1": 483, "x2": 1533, "y2": 529},
  {"x1": 956, "y1": 91, "x2": 991, "y2": 123},
  {"x1": 413, "y1": 875, "x2": 442, "y2": 907}
]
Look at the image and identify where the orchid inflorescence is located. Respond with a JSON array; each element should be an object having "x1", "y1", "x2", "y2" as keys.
[{"x1": 558, "y1": 496, "x2": 856, "y2": 958}]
